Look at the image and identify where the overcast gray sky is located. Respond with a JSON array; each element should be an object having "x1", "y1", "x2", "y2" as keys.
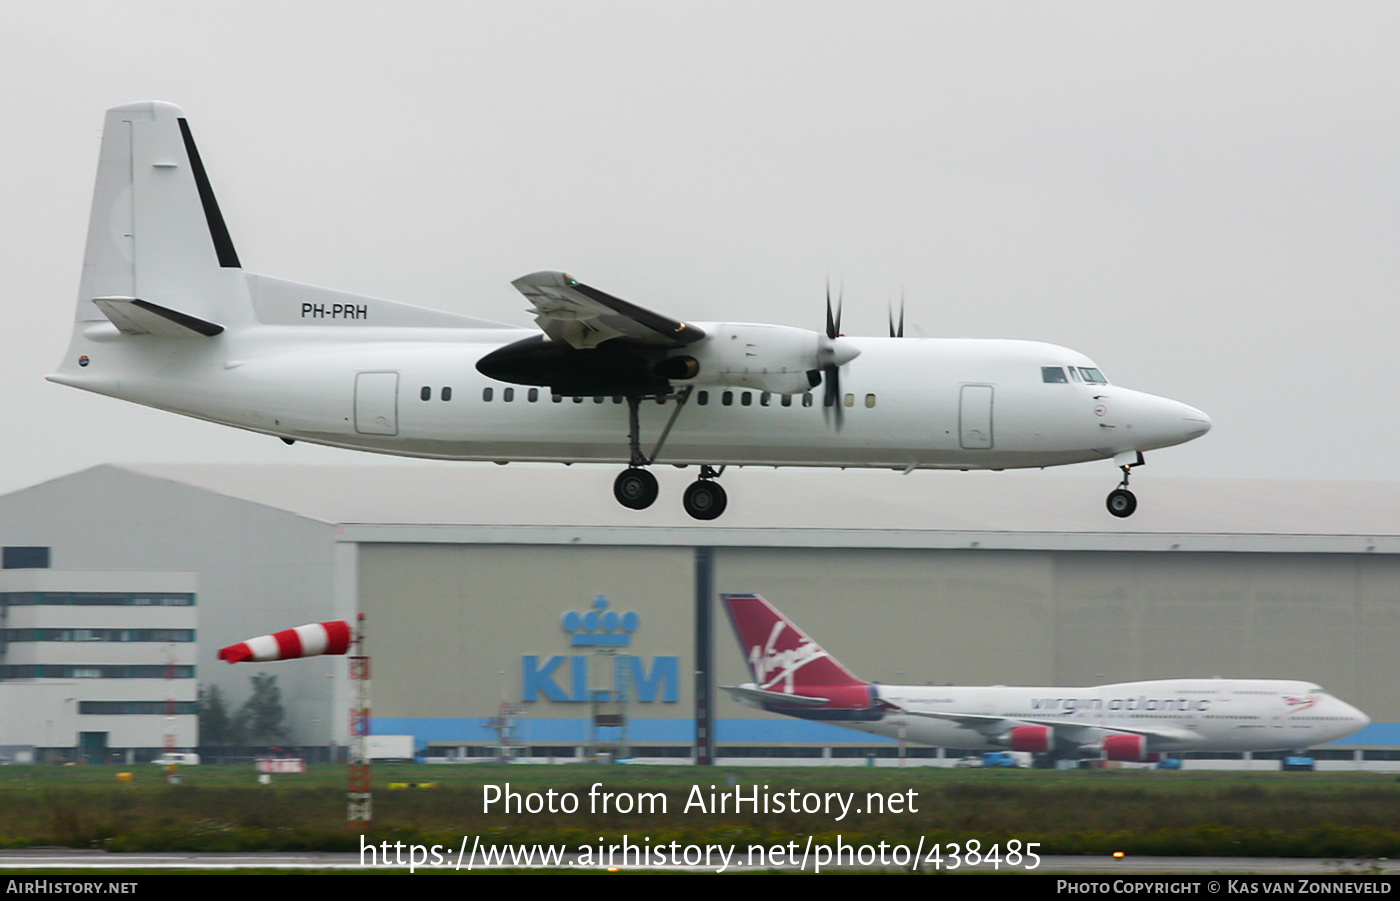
[{"x1": 4, "y1": 2, "x2": 1398, "y2": 497}]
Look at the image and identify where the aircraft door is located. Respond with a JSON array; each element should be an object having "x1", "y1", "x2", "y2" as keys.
[
  {"x1": 959, "y1": 384, "x2": 994, "y2": 449},
  {"x1": 354, "y1": 371, "x2": 399, "y2": 436}
]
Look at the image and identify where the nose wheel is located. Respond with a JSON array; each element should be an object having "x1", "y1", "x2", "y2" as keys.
[
  {"x1": 614, "y1": 467, "x2": 659, "y2": 510},
  {"x1": 1106, "y1": 487, "x2": 1137, "y2": 518},
  {"x1": 1106, "y1": 459, "x2": 1139, "y2": 518}
]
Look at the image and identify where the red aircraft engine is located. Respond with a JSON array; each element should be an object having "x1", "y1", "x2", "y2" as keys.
[
  {"x1": 1102, "y1": 733, "x2": 1162, "y2": 763},
  {"x1": 1003, "y1": 725, "x2": 1053, "y2": 753}
]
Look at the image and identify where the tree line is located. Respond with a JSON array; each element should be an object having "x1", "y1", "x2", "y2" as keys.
[{"x1": 197, "y1": 672, "x2": 287, "y2": 745}]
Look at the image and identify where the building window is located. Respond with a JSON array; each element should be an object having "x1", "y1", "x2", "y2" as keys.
[
  {"x1": 79, "y1": 701, "x2": 198, "y2": 716},
  {"x1": 0, "y1": 592, "x2": 196, "y2": 607},
  {"x1": 1, "y1": 665, "x2": 201, "y2": 679},
  {"x1": 0, "y1": 629, "x2": 196, "y2": 643},
  {"x1": 2, "y1": 547, "x2": 50, "y2": 570}
]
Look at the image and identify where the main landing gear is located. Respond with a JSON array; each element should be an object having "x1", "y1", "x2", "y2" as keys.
[
  {"x1": 612, "y1": 388, "x2": 729, "y2": 521},
  {"x1": 1106, "y1": 453, "x2": 1143, "y2": 518},
  {"x1": 613, "y1": 465, "x2": 728, "y2": 520},
  {"x1": 682, "y1": 466, "x2": 727, "y2": 521},
  {"x1": 613, "y1": 468, "x2": 659, "y2": 510}
]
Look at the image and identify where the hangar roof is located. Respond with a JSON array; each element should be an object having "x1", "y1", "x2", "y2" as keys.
[{"x1": 90, "y1": 463, "x2": 1400, "y2": 555}]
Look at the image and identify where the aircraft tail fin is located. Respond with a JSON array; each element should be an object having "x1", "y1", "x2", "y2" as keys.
[
  {"x1": 721, "y1": 593, "x2": 872, "y2": 709},
  {"x1": 72, "y1": 101, "x2": 248, "y2": 333}
]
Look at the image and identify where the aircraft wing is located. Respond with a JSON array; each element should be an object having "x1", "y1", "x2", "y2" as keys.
[
  {"x1": 512, "y1": 271, "x2": 707, "y2": 350},
  {"x1": 890, "y1": 706, "x2": 1200, "y2": 743},
  {"x1": 723, "y1": 684, "x2": 832, "y2": 708}
]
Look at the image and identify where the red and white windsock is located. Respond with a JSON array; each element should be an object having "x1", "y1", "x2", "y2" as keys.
[{"x1": 218, "y1": 621, "x2": 353, "y2": 664}]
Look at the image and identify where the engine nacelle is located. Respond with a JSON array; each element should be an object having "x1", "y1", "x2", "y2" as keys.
[
  {"x1": 662, "y1": 323, "x2": 858, "y2": 394},
  {"x1": 1102, "y1": 733, "x2": 1161, "y2": 763},
  {"x1": 998, "y1": 724, "x2": 1053, "y2": 753}
]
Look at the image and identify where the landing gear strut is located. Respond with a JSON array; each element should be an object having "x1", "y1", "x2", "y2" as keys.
[
  {"x1": 1106, "y1": 453, "x2": 1142, "y2": 518},
  {"x1": 683, "y1": 465, "x2": 727, "y2": 521},
  {"x1": 612, "y1": 388, "x2": 727, "y2": 517}
]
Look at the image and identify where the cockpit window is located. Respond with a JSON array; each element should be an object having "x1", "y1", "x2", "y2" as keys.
[
  {"x1": 1041, "y1": 366, "x2": 1068, "y2": 383},
  {"x1": 1078, "y1": 367, "x2": 1108, "y2": 385}
]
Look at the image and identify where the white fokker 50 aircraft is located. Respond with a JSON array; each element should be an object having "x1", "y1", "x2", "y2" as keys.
[
  {"x1": 51, "y1": 102, "x2": 1211, "y2": 520},
  {"x1": 722, "y1": 594, "x2": 1370, "y2": 762}
]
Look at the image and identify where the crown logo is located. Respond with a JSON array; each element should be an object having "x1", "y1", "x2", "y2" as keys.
[{"x1": 561, "y1": 595, "x2": 639, "y2": 647}]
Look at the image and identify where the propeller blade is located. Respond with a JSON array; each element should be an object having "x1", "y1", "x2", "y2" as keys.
[
  {"x1": 884, "y1": 291, "x2": 907, "y2": 339},
  {"x1": 821, "y1": 278, "x2": 847, "y2": 430},
  {"x1": 822, "y1": 363, "x2": 844, "y2": 431},
  {"x1": 825, "y1": 281, "x2": 839, "y2": 340}
]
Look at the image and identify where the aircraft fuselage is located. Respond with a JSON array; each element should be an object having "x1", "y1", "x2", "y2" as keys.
[
  {"x1": 55, "y1": 322, "x2": 1207, "y2": 472},
  {"x1": 858, "y1": 679, "x2": 1368, "y2": 755}
]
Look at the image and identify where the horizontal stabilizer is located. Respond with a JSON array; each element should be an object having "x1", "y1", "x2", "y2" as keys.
[
  {"x1": 92, "y1": 297, "x2": 224, "y2": 338},
  {"x1": 723, "y1": 683, "x2": 831, "y2": 707}
]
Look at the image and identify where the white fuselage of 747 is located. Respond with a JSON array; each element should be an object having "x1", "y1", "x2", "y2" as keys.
[{"x1": 721, "y1": 594, "x2": 1371, "y2": 762}]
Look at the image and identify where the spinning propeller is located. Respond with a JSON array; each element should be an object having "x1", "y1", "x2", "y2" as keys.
[{"x1": 815, "y1": 281, "x2": 860, "y2": 431}]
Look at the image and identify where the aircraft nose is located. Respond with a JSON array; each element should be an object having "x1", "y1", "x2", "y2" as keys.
[
  {"x1": 1179, "y1": 403, "x2": 1211, "y2": 439},
  {"x1": 1113, "y1": 391, "x2": 1212, "y2": 451},
  {"x1": 1327, "y1": 699, "x2": 1370, "y2": 741}
]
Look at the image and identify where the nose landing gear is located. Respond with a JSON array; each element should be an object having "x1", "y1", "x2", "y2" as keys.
[
  {"x1": 1106, "y1": 453, "x2": 1143, "y2": 518},
  {"x1": 1107, "y1": 485, "x2": 1136, "y2": 518}
]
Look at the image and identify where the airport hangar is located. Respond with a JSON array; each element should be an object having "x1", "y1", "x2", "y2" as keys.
[{"x1": 0, "y1": 462, "x2": 1394, "y2": 767}]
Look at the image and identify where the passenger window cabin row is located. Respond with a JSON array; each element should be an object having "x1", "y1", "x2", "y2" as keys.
[{"x1": 419, "y1": 387, "x2": 880, "y2": 408}]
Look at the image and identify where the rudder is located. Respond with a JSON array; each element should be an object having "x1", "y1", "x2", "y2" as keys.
[
  {"x1": 74, "y1": 101, "x2": 249, "y2": 331},
  {"x1": 721, "y1": 593, "x2": 867, "y2": 695}
]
